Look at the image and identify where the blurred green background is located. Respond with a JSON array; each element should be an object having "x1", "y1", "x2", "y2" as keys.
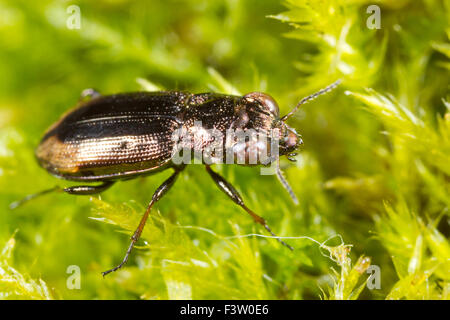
[{"x1": 0, "y1": 0, "x2": 448, "y2": 299}]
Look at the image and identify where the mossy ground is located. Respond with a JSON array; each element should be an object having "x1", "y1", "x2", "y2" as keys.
[{"x1": 0, "y1": 0, "x2": 448, "y2": 300}]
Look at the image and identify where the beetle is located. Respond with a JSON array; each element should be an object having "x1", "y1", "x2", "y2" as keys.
[{"x1": 11, "y1": 80, "x2": 340, "y2": 276}]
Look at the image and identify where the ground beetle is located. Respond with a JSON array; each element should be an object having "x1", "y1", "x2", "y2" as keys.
[{"x1": 12, "y1": 80, "x2": 341, "y2": 276}]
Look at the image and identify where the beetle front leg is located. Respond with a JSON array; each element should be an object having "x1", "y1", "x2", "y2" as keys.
[
  {"x1": 102, "y1": 167, "x2": 184, "y2": 277},
  {"x1": 205, "y1": 165, "x2": 293, "y2": 251}
]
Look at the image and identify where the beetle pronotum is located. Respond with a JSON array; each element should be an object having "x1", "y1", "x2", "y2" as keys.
[{"x1": 11, "y1": 80, "x2": 341, "y2": 276}]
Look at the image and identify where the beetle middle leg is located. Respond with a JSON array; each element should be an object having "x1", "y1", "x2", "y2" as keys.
[
  {"x1": 102, "y1": 166, "x2": 185, "y2": 277},
  {"x1": 205, "y1": 165, "x2": 294, "y2": 251}
]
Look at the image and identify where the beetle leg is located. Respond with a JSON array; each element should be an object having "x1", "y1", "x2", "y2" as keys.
[
  {"x1": 205, "y1": 165, "x2": 294, "y2": 251},
  {"x1": 10, "y1": 186, "x2": 61, "y2": 209},
  {"x1": 80, "y1": 88, "x2": 101, "y2": 100},
  {"x1": 63, "y1": 181, "x2": 115, "y2": 195},
  {"x1": 9, "y1": 181, "x2": 115, "y2": 209},
  {"x1": 102, "y1": 167, "x2": 184, "y2": 277}
]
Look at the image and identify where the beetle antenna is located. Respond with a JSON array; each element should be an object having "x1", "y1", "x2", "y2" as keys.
[
  {"x1": 276, "y1": 159, "x2": 299, "y2": 205},
  {"x1": 281, "y1": 79, "x2": 342, "y2": 122},
  {"x1": 9, "y1": 186, "x2": 61, "y2": 210}
]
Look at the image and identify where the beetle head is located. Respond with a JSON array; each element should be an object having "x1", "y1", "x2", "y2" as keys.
[
  {"x1": 243, "y1": 91, "x2": 303, "y2": 159},
  {"x1": 277, "y1": 122, "x2": 303, "y2": 157},
  {"x1": 241, "y1": 80, "x2": 341, "y2": 205},
  {"x1": 239, "y1": 80, "x2": 340, "y2": 163}
]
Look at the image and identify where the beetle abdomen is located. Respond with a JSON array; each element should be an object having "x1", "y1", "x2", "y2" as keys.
[{"x1": 36, "y1": 92, "x2": 187, "y2": 181}]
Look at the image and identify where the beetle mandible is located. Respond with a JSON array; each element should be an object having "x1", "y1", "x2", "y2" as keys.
[{"x1": 11, "y1": 80, "x2": 341, "y2": 276}]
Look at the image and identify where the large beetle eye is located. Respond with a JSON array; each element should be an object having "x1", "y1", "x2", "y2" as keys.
[{"x1": 244, "y1": 92, "x2": 280, "y2": 117}]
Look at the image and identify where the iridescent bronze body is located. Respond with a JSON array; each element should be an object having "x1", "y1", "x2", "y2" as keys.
[
  {"x1": 16, "y1": 80, "x2": 340, "y2": 276},
  {"x1": 36, "y1": 91, "x2": 299, "y2": 181}
]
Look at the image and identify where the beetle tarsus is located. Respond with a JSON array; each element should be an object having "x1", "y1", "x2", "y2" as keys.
[
  {"x1": 263, "y1": 223, "x2": 294, "y2": 251},
  {"x1": 9, "y1": 186, "x2": 61, "y2": 209},
  {"x1": 102, "y1": 240, "x2": 135, "y2": 277}
]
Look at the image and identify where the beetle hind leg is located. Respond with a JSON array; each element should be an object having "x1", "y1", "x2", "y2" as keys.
[
  {"x1": 205, "y1": 165, "x2": 294, "y2": 251},
  {"x1": 9, "y1": 181, "x2": 115, "y2": 209}
]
